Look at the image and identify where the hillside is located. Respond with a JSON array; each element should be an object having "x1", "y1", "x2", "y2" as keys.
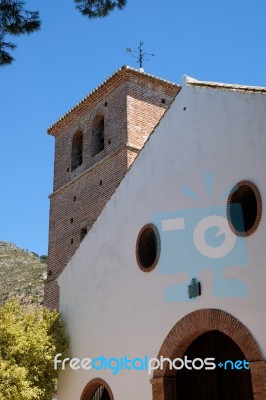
[{"x1": 0, "y1": 241, "x2": 47, "y2": 308}]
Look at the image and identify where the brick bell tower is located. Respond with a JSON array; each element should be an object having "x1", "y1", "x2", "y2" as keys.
[{"x1": 45, "y1": 66, "x2": 180, "y2": 308}]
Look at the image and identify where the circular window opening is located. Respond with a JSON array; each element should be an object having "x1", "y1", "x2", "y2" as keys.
[
  {"x1": 227, "y1": 181, "x2": 262, "y2": 236},
  {"x1": 136, "y1": 224, "x2": 160, "y2": 271}
]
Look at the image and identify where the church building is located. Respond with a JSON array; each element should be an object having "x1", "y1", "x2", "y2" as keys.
[{"x1": 46, "y1": 66, "x2": 266, "y2": 400}]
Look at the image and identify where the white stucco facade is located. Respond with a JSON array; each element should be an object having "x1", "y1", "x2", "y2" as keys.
[{"x1": 57, "y1": 77, "x2": 266, "y2": 399}]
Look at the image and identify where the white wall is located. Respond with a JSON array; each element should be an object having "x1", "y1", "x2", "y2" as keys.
[{"x1": 57, "y1": 83, "x2": 266, "y2": 399}]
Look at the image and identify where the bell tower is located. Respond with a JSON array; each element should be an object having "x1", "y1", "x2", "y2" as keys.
[{"x1": 45, "y1": 66, "x2": 180, "y2": 308}]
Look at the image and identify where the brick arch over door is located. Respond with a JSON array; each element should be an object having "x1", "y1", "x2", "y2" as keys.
[
  {"x1": 151, "y1": 309, "x2": 266, "y2": 400},
  {"x1": 80, "y1": 378, "x2": 114, "y2": 400}
]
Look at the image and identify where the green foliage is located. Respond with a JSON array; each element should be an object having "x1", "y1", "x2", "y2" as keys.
[
  {"x1": 0, "y1": 0, "x2": 127, "y2": 66},
  {"x1": 0, "y1": 0, "x2": 41, "y2": 66},
  {"x1": 74, "y1": 0, "x2": 127, "y2": 18},
  {"x1": 40, "y1": 255, "x2": 48, "y2": 264},
  {"x1": 0, "y1": 300, "x2": 68, "y2": 400}
]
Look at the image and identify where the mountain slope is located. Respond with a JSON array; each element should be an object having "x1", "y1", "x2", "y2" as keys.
[{"x1": 0, "y1": 241, "x2": 47, "y2": 308}]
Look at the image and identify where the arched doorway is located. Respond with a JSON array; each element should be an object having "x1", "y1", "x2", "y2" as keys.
[
  {"x1": 80, "y1": 378, "x2": 113, "y2": 400},
  {"x1": 151, "y1": 309, "x2": 265, "y2": 400},
  {"x1": 176, "y1": 330, "x2": 253, "y2": 400},
  {"x1": 90, "y1": 384, "x2": 110, "y2": 400}
]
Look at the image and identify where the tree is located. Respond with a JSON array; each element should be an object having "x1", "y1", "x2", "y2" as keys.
[
  {"x1": 0, "y1": 0, "x2": 40, "y2": 66},
  {"x1": 74, "y1": 0, "x2": 127, "y2": 18},
  {"x1": 0, "y1": 0, "x2": 127, "y2": 66},
  {"x1": 0, "y1": 300, "x2": 68, "y2": 400}
]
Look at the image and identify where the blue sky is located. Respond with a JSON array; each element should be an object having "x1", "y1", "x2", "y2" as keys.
[{"x1": 1, "y1": 0, "x2": 266, "y2": 255}]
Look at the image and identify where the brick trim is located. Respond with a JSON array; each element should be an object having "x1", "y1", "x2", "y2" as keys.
[
  {"x1": 227, "y1": 180, "x2": 262, "y2": 237},
  {"x1": 80, "y1": 378, "x2": 114, "y2": 400},
  {"x1": 153, "y1": 309, "x2": 262, "y2": 378},
  {"x1": 250, "y1": 361, "x2": 266, "y2": 399},
  {"x1": 150, "y1": 377, "x2": 176, "y2": 400},
  {"x1": 136, "y1": 223, "x2": 161, "y2": 272},
  {"x1": 151, "y1": 309, "x2": 265, "y2": 399}
]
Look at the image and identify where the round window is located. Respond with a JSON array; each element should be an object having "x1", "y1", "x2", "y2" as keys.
[
  {"x1": 136, "y1": 224, "x2": 160, "y2": 271},
  {"x1": 227, "y1": 181, "x2": 262, "y2": 236}
]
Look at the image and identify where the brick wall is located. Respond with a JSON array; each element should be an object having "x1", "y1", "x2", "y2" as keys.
[
  {"x1": 45, "y1": 66, "x2": 180, "y2": 309},
  {"x1": 52, "y1": 81, "x2": 128, "y2": 191},
  {"x1": 47, "y1": 147, "x2": 128, "y2": 279}
]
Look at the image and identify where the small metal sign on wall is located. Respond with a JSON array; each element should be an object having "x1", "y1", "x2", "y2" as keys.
[{"x1": 188, "y1": 278, "x2": 201, "y2": 299}]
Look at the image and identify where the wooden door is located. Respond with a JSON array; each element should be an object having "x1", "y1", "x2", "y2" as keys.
[{"x1": 176, "y1": 330, "x2": 253, "y2": 400}]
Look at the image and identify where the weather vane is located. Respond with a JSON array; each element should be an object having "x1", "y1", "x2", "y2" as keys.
[{"x1": 126, "y1": 41, "x2": 155, "y2": 69}]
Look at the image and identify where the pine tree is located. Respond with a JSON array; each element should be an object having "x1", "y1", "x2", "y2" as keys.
[
  {"x1": 0, "y1": 0, "x2": 127, "y2": 66},
  {"x1": 0, "y1": 0, "x2": 40, "y2": 66},
  {"x1": 74, "y1": 0, "x2": 127, "y2": 18}
]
